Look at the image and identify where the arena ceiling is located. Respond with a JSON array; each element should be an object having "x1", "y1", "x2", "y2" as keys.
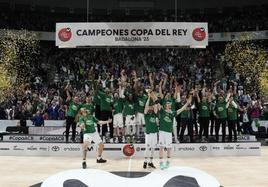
[{"x1": 0, "y1": 0, "x2": 267, "y2": 13}]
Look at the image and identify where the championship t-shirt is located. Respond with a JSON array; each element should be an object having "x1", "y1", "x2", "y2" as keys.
[
  {"x1": 144, "y1": 113, "x2": 159, "y2": 134},
  {"x1": 113, "y1": 98, "x2": 123, "y2": 115},
  {"x1": 123, "y1": 100, "x2": 135, "y2": 116},
  {"x1": 159, "y1": 108, "x2": 176, "y2": 133},
  {"x1": 67, "y1": 99, "x2": 81, "y2": 118},
  {"x1": 227, "y1": 105, "x2": 238, "y2": 120},
  {"x1": 198, "y1": 102, "x2": 210, "y2": 118},
  {"x1": 79, "y1": 115, "x2": 98, "y2": 133},
  {"x1": 215, "y1": 101, "x2": 227, "y2": 119},
  {"x1": 135, "y1": 95, "x2": 147, "y2": 113}
]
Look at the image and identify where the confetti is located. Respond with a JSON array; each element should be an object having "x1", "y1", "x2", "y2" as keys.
[
  {"x1": 0, "y1": 29, "x2": 40, "y2": 101},
  {"x1": 221, "y1": 34, "x2": 268, "y2": 95}
]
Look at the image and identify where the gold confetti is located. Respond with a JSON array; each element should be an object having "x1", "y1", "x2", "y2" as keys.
[
  {"x1": 221, "y1": 34, "x2": 268, "y2": 96},
  {"x1": 0, "y1": 29, "x2": 40, "y2": 101}
]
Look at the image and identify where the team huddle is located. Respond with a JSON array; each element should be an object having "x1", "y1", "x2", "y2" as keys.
[{"x1": 64, "y1": 70, "x2": 241, "y2": 169}]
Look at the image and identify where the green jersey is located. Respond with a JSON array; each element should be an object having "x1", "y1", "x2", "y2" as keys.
[
  {"x1": 79, "y1": 114, "x2": 98, "y2": 133},
  {"x1": 144, "y1": 113, "x2": 158, "y2": 134},
  {"x1": 123, "y1": 100, "x2": 135, "y2": 116},
  {"x1": 67, "y1": 100, "x2": 81, "y2": 118},
  {"x1": 159, "y1": 108, "x2": 176, "y2": 133},
  {"x1": 93, "y1": 92, "x2": 101, "y2": 106},
  {"x1": 215, "y1": 101, "x2": 227, "y2": 119},
  {"x1": 227, "y1": 105, "x2": 238, "y2": 120},
  {"x1": 82, "y1": 103, "x2": 94, "y2": 114},
  {"x1": 135, "y1": 95, "x2": 147, "y2": 113},
  {"x1": 198, "y1": 102, "x2": 210, "y2": 118},
  {"x1": 99, "y1": 91, "x2": 113, "y2": 111},
  {"x1": 178, "y1": 102, "x2": 190, "y2": 119},
  {"x1": 113, "y1": 98, "x2": 123, "y2": 115}
]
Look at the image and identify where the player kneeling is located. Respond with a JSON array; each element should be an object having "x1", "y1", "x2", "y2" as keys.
[
  {"x1": 143, "y1": 91, "x2": 158, "y2": 169},
  {"x1": 79, "y1": 109, "x2": 112, "y2": 169}
]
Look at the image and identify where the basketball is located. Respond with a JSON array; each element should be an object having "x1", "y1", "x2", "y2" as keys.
[{"x1": 123, "y1": 144, "x2": 135, "y2": 157}]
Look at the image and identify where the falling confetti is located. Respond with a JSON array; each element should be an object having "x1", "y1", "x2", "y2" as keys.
[
  {"x1": 0, "y1": 29, "x2": 40, "y2": 101},
  {"x1": 221, "y1": 34, "x2": 268, "y2": 97}
]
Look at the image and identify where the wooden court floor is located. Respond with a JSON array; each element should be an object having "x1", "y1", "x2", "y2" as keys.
[{"x1": 0, "y1": 146, "x2": 268, "y2": 187}]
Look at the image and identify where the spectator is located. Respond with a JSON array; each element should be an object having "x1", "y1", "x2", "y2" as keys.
[
  {"x1": 32, "y1": 110, "x2": 44, "y2": 127},
  {"x1": 47, "y1": 100, "x2": 59, "y2": 120}
]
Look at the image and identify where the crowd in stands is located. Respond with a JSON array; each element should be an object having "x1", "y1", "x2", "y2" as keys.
[
  {"x1": 0, "y1": 6, "x2": 267, "y2": 32},
  {"x1": 0, "y1": 44, "x2": 267, "y2": 143}
]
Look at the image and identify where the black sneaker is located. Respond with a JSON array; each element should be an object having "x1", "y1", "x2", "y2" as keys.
[
  {"x1": 148, "y1": 162, "x2": 156, "y2": 169},
  {"x1": 143, "y1": 162, "x2": 147, "y2": 169},
  {"x1": 96, "y1": 158, "x2": 107, "y2": 163},
  {"x1": 82, "y1": 161, "x2": 87, "y2": 169}
]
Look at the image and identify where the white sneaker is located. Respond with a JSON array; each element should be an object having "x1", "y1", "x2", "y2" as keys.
[
  {"x1": 110, "y1": 138, "x2": 114, "y2": 143},
  {"x1": 102, "y1": 136, "x2": 106, "y2": 143},
  {"x1": 122, "y1": 136, "x2": 126, "y2": 143},
  {"x1": 115, "y1": 137, "x2": 119, "y2": 143}
]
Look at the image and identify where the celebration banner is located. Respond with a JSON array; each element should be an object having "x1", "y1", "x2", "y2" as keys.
[{"x1": 56, "y1": 22, "x2": 208, "y2": 48}]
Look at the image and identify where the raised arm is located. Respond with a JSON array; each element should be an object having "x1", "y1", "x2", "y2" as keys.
[
  {"x1": 65, "y1": 85, "x2": 72, "y2": 102},
  {"x1": 225, "y1": 92, "x2": 231, "y2": 103},
  {"x1": 159, "y1": 79, "x2": 164, "y2": 99},
  {"x1": 162, "y1": 72, "x2": 168, "y2": 90},
  {"x1": 213, "y1": 80, "x2": 220, "y2": 95},
  {"x1": 230, "y1": 80, "x2": 238, "y2": 94},
  {"x1": 196, "y1": 90, "x2": 201, "y2": 103},
  {"x1": 174, "y1": 84, "x2": 181, "y2": 103},
  {"x1": 177, "y1": 95, "x2": 192, "y2": 115},
  {"x1": 144, "y1": 94, "x2": 151, "y2": 114},
  {"x1": 109, "y1": 75, "x2": 114, "y2": 90},
  {"x1": 149, "y1": 72, "x2": 154, "y2": 89}
]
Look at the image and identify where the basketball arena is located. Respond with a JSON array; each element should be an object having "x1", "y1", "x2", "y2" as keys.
[{"x1": 0, "y1": 0, "x2": 268, "y2": 187}]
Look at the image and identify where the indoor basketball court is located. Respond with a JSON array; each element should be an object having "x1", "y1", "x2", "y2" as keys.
[{"x1": 0, "y1": 146, "x2": 267, "y2": 187}]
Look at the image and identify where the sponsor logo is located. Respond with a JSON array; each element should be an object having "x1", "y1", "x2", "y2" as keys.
[
  {"x1": 51, "y1": 146, "x2": 60, "y2": 152},
  {"x1": 249, "y1": 147, "x2": 260, "y2": 150},
  {"x1": 192, "y1": 27, "x2": 206, "y2": 41},
  {"x1": 9, "y1": 136, "x2": 34, "y2": 141},
  {"x1": 235, "y1": 144, "x2": 247, "y2": 150},
  {"x1": 202, "y1": 106, "x2": 208, "y2": 110},
  {"x1": 63, "y1": 131, "x2": 79, "y2": 135},
  {"x1": 218, "y1": 107, "x2": 224, "y2": 112},
  {"x1": 88, "y1": 146, "x2": 94, "y2": 151},
  {"x1": 224, "y1": 145, "x2": 234, "y2": 150},
  {"x1": 64, "y1": 147, "x2": 80, "y2": 151},
  {"x1": 237, "y1": 136, "x2": 250, "y2": 141},
  {"x1": 199, "y1": 145, "x2": 208, "y2": 152},
  {"x1": 177, "y1": 147, "x2": 195, "y2": 151},
  {"x1": 211, "y1": 146, "x2": 220, "y2": 150},
  {"x1": 13, "y1": 146, "x2": 24, "y2": 151},
  {"x1": 27, "y1": 145, "x2": 38, "y2": 151},
  {"x1": 40, "y1": 136, "x2": 64, "y2": 141},
  {"x1": 39, "y1": 147, "x2": 48, "y2": 151},
  {"x1": 0, "y1": 148, "x2": 10, "y2": 150},
  {"x1": 58, "y1": 28, "x2": 72, "y2": 42},
  {"x1": 163, "y1": 116, "x2": 172, "y2": 123}
]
